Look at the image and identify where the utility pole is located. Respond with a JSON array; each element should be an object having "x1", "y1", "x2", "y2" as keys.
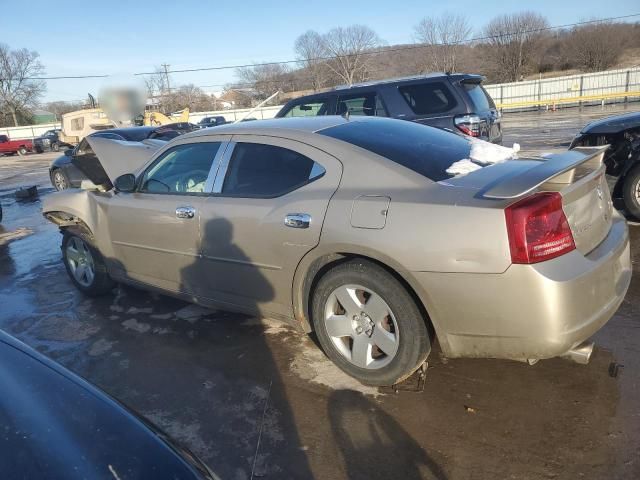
[{"x1": 161, "y1": 64, "x2": 171, "y2": 94}]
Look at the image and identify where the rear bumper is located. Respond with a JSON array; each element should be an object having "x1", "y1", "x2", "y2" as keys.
[{"x1": 413, "y1": 214, "x2": 631, "y2": 360}]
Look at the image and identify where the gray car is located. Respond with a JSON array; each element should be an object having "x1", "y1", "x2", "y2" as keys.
[{"x1": 43, "y1": 116, "x2": 631, "y2": 386}]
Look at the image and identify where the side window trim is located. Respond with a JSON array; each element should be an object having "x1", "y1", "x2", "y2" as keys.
[
  {"x1": 203, "y1": 140, "x2": 231, "y2": 193},
  {"x1": 211, "y1": 141, "x2": 235, "y2": 194}
]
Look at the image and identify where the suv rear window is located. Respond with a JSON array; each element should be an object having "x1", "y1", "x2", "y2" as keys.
[
  {"x1": 463, "y1": 82, "x2": 495, "y2": 111},
  {"x1": 319, "y1": 118, "x2": 470, "y2": 182},
  {"x1": 398, "y1": 81, "x2": 457, "y2": 115}
]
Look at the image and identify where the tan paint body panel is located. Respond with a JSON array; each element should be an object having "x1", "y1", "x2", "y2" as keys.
[
  {"x1": 194, "y1": 134, "x2": 342, "y2": 318},
  {"x1": 42, "y1": 117, "x2": 632, "y2": 360}
]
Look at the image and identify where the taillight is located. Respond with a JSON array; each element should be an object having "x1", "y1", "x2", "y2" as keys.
[
  {"x1": 454, "y1": 114, "x2": 481, "y2": 137},
  {"x1": 504, "y1": 192, "x2": 575, "y2": 264}
]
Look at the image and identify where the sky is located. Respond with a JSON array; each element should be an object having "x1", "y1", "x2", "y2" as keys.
[{"x1": 2, "y1": 0, "x2": 639, "y2": 103}]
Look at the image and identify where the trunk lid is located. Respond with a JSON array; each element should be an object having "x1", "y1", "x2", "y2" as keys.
[{"x1": 444, "y1": 146, "x2": 611, "y2": 255}]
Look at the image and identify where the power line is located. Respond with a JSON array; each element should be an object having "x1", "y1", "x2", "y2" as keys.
[
  {"x1": 133, "y1": 13, "x2": 640, "y2": 76},
  {"x1": 2, "y1": 13, "x2": 639, "y2": 82}
]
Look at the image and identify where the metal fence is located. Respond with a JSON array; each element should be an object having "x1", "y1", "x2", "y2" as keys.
[
  {"x1": 3, "y1": 67, "x2": 640, "y2": 140},
  {"x1": 484, "y1": 67, "x2": 640, "y2": 111}
]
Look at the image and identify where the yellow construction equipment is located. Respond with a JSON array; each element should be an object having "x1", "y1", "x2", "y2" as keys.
[{"x1": 143, "y1": 108, "x2": 190, "y2": 126}]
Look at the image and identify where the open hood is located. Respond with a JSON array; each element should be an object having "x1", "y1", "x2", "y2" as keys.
[{"x1": 72, "y1": 137, "x2": 166, "y2": 188}]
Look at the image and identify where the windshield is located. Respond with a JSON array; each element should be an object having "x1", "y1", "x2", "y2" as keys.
[{"x1": 319, "y1": 118, "x2": 471, "y2": 181}]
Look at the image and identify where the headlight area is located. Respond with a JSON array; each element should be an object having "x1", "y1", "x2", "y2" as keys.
[{"x1": 43, "y1": 211, "x2": 80, "y2": 227}]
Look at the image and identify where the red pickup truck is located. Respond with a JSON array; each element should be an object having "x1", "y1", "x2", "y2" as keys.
[{"x1": 0, "y1": 134, "x2": 33, "y2": 156}]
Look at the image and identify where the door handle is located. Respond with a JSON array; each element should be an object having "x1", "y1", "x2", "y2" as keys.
[
  {"x1": 176, "y1": 206, "x2": 196, "y2": 219},
  {"x1": 284, "y1": 213, "x2": 311, "y2": 229}
]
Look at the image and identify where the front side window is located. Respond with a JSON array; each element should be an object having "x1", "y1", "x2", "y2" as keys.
[
  {"x1": 337, "y1": 93, "x2": 387, "y2": 117},
  {"x1": 222, "y1": 143, "x2": 325, "y2": 197},
  {"x1": 140, "y1": 142, "x2": 221, "y2": 194},
  {"x1": 398, "y1": 82, "x2": 458, "y2": 115},
  {"x1": 283, "y1": 98, "x2": 330, "y2": 117}
]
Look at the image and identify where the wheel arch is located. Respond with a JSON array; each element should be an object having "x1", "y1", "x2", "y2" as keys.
[{"x1": 292, "y1": 246, "x2": 446, "y2": 350}]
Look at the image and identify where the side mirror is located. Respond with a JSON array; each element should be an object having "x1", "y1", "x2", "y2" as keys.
[
  {"x1": 64, "y1": 149, "x2": 73, "y2": 157},
  {"x1": 114, "y1": 174, "x2": 136, "y2": 193}
]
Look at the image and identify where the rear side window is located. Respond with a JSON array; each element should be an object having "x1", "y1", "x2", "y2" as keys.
[
  {"x1": 282, "y1": 99, "x2": 330, "y2": 117},
  {"x1": 222, "y1": 143, "x2": 325, "y2": 197},
  {"x1": 319, "y1": 118, "x2": 470, "y2": 182},
  {"x1": 398, "y1": 82, "x2": 457, "y2": 115},
  {"x1": 337, "y1": 93, "x2": 387, "y2": 117},
  {"x1": 463, "y1": 83, "x2": 495, "y2": 111}
]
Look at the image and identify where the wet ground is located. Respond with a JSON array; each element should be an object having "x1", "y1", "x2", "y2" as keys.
[{"x1": 1, "y1": 105, "x2": 639, "y2": 479}]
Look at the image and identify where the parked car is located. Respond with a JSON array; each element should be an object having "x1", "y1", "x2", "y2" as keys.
[
  {"x1": 49, "y1": 125, "x2": 195, "y2": 190},
  {"x1": 43, "y1": 117, "x2": 630, "y2": 386},
  {"x1": 0, "y1": 329, "x2": 217, "y2": 479},
  {"x1": 0, "y1": 134, "x2": 33, "y2": 156},
  {"x1": 33, "y1": 129, "x2": 67, "y2": 153},
  {"x1": 570, "y1": 110, "x2": 640, "y2": 219},
  {"x1": 198, "y1": 116, "x2": 228, "y2": 128},
  {"x1": 276, "y1": 73, "x2": 502, "y2": 143}
]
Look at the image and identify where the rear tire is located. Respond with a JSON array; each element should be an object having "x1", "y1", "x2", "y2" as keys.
[
  {"x1": 17, "y1": 147, "x2": 27, "y2": 156},
  {"x1": 311, "y1": 258, "x2": 431, "y2": 386},
  {"x1": 62, "y1": 230, "x2": 114, "y2": 296},
  {"x1": 52, "y1": 142, "x2": 60, "y2": 152},
  {"x1": 622, "y1": 165, "x2": 640, "y2": 220}
]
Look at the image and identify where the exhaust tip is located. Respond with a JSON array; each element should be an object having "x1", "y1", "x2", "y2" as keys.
[{"x1": 563, "y1": 341, "x2": 595, "y2": 365}]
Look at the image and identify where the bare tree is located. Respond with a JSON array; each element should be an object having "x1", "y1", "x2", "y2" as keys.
[
  {"x1": 320, "y1": 25, "x2": 383, "y2": 85},
  {"x1": 414, "y1": 13, "x2": 472, "y2": 73},
  {"x1": 235, "y1": 63, "x2": 292, "y2": 99},
  {"x1": 563, "y1": 22, "x2": 626, "y2": 72},
  {"x1": 0, "y1": 44, "x2": 46, "y2": 126},
  {"x1": 482, "y1": 12, "x2": 549, "y2": 82},
  {"x1": 294, "y1": 30, "x2": 329, "y2": 90},
  {"x1": 44, "y1": 100, "x2": 86, "y2": 118},
  {"x1": 143, "y1": 66, "x2": 172, "y2": 112}
]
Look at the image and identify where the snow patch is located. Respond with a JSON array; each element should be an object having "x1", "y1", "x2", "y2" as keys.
[
  {"x1": 447, "y1": 139, "x2": 520, "y2": 177},
  {"x1": 290, "y1": 337, "x2": 381, "y2": 397},
  {"x1": 468, "y1": 138, "x2": 519, "y2": 165},
  {"x1": 446, "y1": 159, "x2": 482, "y2": 176}
]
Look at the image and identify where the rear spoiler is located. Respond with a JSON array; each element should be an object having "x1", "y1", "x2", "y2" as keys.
[{"x1": 482, "y1": 146, "x2": 607, "y2": 199}]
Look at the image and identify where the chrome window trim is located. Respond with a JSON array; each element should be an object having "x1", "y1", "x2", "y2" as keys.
[
  {"x1": 212, "y1": 141, "x2": 236, "y2": 194},
  {"x1": 203, "y1": 140, "x2": 230, "y2": 193}
]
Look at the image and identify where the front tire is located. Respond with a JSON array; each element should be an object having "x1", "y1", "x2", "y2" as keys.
[
  {"x1": 622, "y1": 165, "x2": 640, "y2": 220},
  {"x1": 51, "y1": 142, "x2": 60, "y2": 152},
  {"x1": 62, "y1": 231, "x2": 114, "y2": 296},
  {"x1": 311, "y1": 259, "x2": 431, "y2": 386},
  {"x1": 52, "y1": 169, "x2": 69, "y2": 191}
]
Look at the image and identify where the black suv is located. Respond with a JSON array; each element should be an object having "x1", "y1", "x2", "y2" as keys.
[
  {"x1": 276, "y1": 73, "x2": 502, "y2": 143},
  {"x1": 34, "y1": 129, "x2": 65, "y2": 153}
]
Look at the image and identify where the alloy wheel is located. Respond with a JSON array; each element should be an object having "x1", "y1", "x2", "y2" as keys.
[
  {"x1": 66, "y1": 237, "x2": 95, "y2": 287},
  {"x1": 323, "y1": 284, "x2": 399, "y2": 369},
  {"x1": 53, "y1": 171, "x2": 68, "y2": 190}
]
